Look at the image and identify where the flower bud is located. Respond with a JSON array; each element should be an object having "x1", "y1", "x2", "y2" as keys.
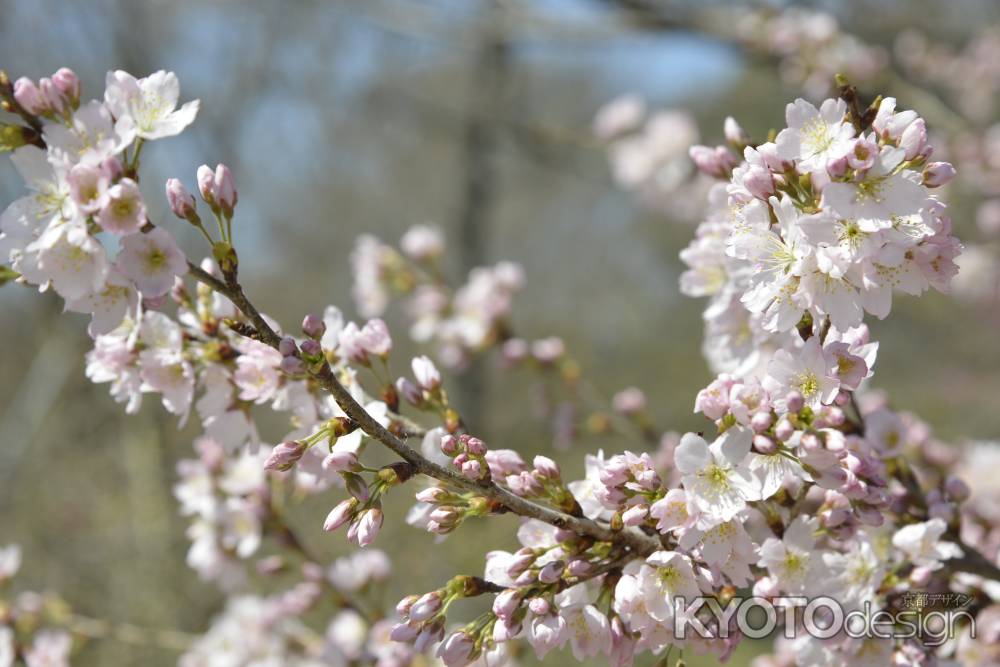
[
  {"x1": 322, "y1": 450, "x2": 360, "y2": 472},
  {"x1": 461, "y1": 459, "x2": 483, "y2": 480},
  {"x1": 785, "y1": 391, "x2": 805, "y2": 413},
  {"x1": 854, "y1": 505, "x2": 884, "y2": 527},
  {"x1": 567, "y1": 559, "x2": 591, "y2": 576},
  {"x1": 440, "y1": 434, "x2": 459, "y2": 456},
  {"x1": 899, "y1": 118, "x2": 927, "y2": 160},
  {"x1": 923, "y1": 162, "x2": 956, "y2": 188},
  {"x1": 724, "y1": 116, "x2": 748, "y2": 148},
  {"x1": 278, "y1": 336, "x2": 298, "y2": 357},
  {"x1": 437, "y1": 631, "x2": 475, "y2": 667},
  {"x1": 464, "y1": 437, "x2": 487, "y2": 457},
  {"x1": 410, "y1": 591, "x2": 443, "y2": 622},
  {"x1": 396, "y1": 377, "x2": 424, "y2": 407},
  {"x1": 301, "y1": 313, "x2": 326, "y2": 339},
  {"x1": 537, "y1": 560, "x2": 565, "y2": 584},
  {"x1": 390, "y1": 621, "x2": 420, "y2": 643},
  {"x1": 323, "y1": 498, "x2": 358, "y2": 531},
  {"x1": 505, "y1": 553, "x2": 535, "y2": 578},
  {"x1": 774, "y1": 418, "x2": 794, "y2": 442},
  {"x1": 493, "y1": 589, "x2": 521, "y2": 620},
  {"x1": 38, "y1": 78, "x2": 66, "y2": 115},
  {"x1": 412, "y1": 355, "x2": 441, "y2": 391},
  {"x1": 263, "y1": 440, "x2": 306, "y2": 471},
  {"x1": 612, "y1": 387, "x2": 647, "y2": 415},
  {"x1": 299, "y1": 338, "x2": 322, "y2": 359},
  {"x1": 750, "y1": 411, "x2": 773, "y2": 433},
  {"x1": 280, "y1": 355, "x2": 307, "y2": 375},
  {"x1": 621, "y1": 504, "x2": 648, "y2": 526},
  {"x1": 196, "y1": 164, "x2": 216, "y2": 204},
  {"x1": 354, "y1": 508, "x2": 383, "y2": 547},
  {"x1": 528, "y1": 597, "x2": 550, "y2": 615},
  {"x1": 214, "y1": 164, "x2": 238, "y2": 216},
  {"x1": 944, "y1": 475, "x2": 970, "y2": 503},
  {"x1": 532, "y1": 455, "x2": 560, "y2": 480},
  {"x1": 743, "y1": 165, "x2": 774, "y2": 200},
  {"x1": 752, "y1": 434, "x2": 777, "y2": 455},
  {"x1": 166, "y1": 178, "x2": 197, "y2": 220},
  {"x1": 51, "y1": 68, "x2": 79, "y2": 107},
  {"x1": 689, "y1": 145, "x2": 737, "y2": 179},
  {"x1": 13, "y1": 77, "x2": 45, "y2": 114}
]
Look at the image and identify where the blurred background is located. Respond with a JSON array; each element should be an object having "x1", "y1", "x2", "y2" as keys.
[{"x1": 2, "y1": 0, "x2": 1000, "y2": 664}]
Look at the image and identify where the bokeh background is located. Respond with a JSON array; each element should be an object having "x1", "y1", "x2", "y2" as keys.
[{"x1": 2, "y1": 0, "x2": 1000, "y2": 665}]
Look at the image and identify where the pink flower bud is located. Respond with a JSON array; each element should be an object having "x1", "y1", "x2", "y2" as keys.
[
  {"x1": 299, "y1": 338, "x2": 322, "y2": 358},
  {"x1": 621, "y1": 504, "x2": 648, "y2": 526},
  {"x1": 410, "y1": 592, "x2": 443, "y2": 622},
  {"x1": 411, "y1": 355, "x2": 441, "y2": 391},
  {"x1": 464, "y1": 437, "x2": 487, "y2": 457},
  {"x1": 396, "y1": 595, "x2": 418, "y2": 616},
  {"x1": 280, "y1": 355, "x2": 307, "y2": 375},
  {"x1": 301, "y1": 313, "x2": 325, "y2": 339},
  {"x1": 537, "y1": 560, "x2": 565, "y2": 584},
  {"x1": 899, "y1": 118, "x2": 927, "y2": 160},
  {"x1": 774, "y1": 418, "x2": 795, "y2": 442},
  {"x1": 437, "y1": 631, "x2": 475, "y2": 667},
  {"x1": 825, "y1": 407, "x2": 846, "y2": 426},
  {"x1": 461, "y1": 459, "x2": 483, "y2": 480},
  {"x1": 854, "y1": 505, "x2": 884, "y2": 527},
  {"x1": 567, "y1": 559, "x2": 591, "y2": 576},
  {"x1": 51, "y1": 68, "x2": 79, "y2": 107},
  {"x1": 750, "y1": 411, "x2": 773, "y2": 433},
  {"x1": 743, "y1": 165, "x2": 775, "y2": 200},
  {"x1": 501, "y1": 338, "x2": 529, "y2": 364},
  {"x1": 264, "y1": 440, "x2": 306, "y2": 471},
  {"x1": 827, "y1": 153, "x2": 849, "y2": 179},
  {"x1": 822, "y1": 508, "x2": 852, "y2": 528},
  {"x1": 944, "y1": 475, "x2": 970, "y2": 503},
  {"x1": 323, "y1": 499, "x2": 358, "y2": 531},
  {"x1": 785, "y1": 391, "x2": 805, "y2": 413},
  {"x1": 923, "y1": 162, "x2": 956, "y2": 188},
  {"x1": 214, "y1": 164, "x2": 237, "y2": 216},
  {"x1": 528, "y1": 597, "x2": 550, "y2": 615},
  {"x1": 506, "y1": 553, "x2": 535, "y2": 578},
  {"x1": 390, "y1": 621, "x2": 420, "y2": 643},
  {"x1": 354, "y1": 508, "x2": 383, "y2": 547},
  {"x1": 13, "y1": 77, "x2": 44, "y2": 114},
  {"x1": 38, "y1": 77, "x2": 66, "y2": 114},
  {"x1": 322, "y1": 450, "x2": 359, "y2": 472},
  {"x1": 166, "y1": 178, "x2": 196, "y2": 219},
  {"x1": 493, "y1": 617, "x2": 522, "y2": 642},
  {"x1": 415, "y1": 487, "x2": 447, "y2": 503},
  {"x1": 278, "y1": 336, "x2": 298, "y2": 357},
  {"x1": 440, "y1": 435, "x2": 459, "y2": 456},
  {"x1": 532, "y1": 455, "x2": 560, "y2": 479},
  {"x1": 612, "y1": 387, "x2": 647, "y2": 415},
  {"x1": 196, "y1": 165, "x2": 216, "y2": 204},
  {"x1": 493, "y1": 589, "x2": 521, "y2": 620},
  {"x1": 752, "y1": 434, "x2": 777, "y2": 455},
  {"x1": 724, "y1": 116, "x2": 748, "y2": 147},
  {"x1": 689, "y1": 145, "x2": 737, "y2": 179},
  {"x1": 396, "y1": 377, "x2": 423, "y2": 406}
]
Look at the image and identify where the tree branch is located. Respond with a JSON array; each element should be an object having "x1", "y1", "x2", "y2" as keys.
[{"x1": 185, "y1": 261, "x2": 662, "y2": 558}]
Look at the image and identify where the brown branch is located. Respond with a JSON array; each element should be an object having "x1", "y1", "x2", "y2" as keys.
[{"x1": 185, "y1": 261, "x2": 661, "y2": 558}]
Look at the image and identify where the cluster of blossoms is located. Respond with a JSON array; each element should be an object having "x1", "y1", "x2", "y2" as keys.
[
  {"x1": 0, "y1": 545, "x2": 74, "y2": 667},
  {"x1": 350, "y1": 227, "x2": 524, "y2": 368},
  {"x1": 721, "y1": 6, "x2": 888, "y2": 98},
  {"x1": 3, "y1": 64, "x2": 999, "y2": 667},
  {"x1": 681, "y1": 92, "x2": 960, "y2": 376},
  {"x1": 592, "y1": 96, "x2": 707, "y2": 219}
]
